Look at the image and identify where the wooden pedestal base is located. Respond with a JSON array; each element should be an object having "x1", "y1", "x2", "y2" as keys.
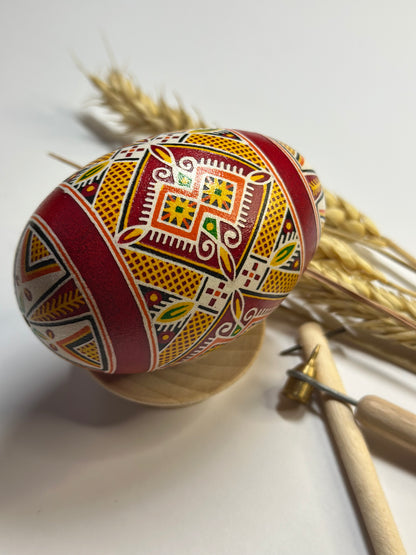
[{"x1": 89, "y1": 321, "x2": 265, "y2": 407}]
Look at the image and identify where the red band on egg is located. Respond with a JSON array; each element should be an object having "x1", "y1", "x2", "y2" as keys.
[
  {"x1": 35, "y1": 188, "x2": 153, "y2": 374},
  {"x1": 235, "y1": 130, "x2": 318, "y2": 267}
]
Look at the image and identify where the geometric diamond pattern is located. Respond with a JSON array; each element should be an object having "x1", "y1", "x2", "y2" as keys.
[{"x1": 30, "y1": 233, "x2": 51, "y2": 263}]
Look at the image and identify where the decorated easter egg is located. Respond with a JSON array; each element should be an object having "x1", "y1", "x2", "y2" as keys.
[{"x1": 14, "y1": 129, "x2": 325, "y2": 374}]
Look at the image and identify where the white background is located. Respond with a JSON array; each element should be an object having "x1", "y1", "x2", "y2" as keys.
[{"x1": 0, "y1": 1, "x2": 415, "y2": 553}]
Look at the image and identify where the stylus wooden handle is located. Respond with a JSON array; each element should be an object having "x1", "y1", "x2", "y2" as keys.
[
  {"x1": 355, "y1": 395, "x2": 416, "y2": 451},
  {"x1": 298, "y1": 322, "x2": 406, "y2": 555}
]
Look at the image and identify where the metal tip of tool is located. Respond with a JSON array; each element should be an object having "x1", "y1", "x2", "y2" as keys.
[
  {"x1": 281, "y1": 345, "x2": 320, "y2": 404},
  {"x1": 286, "y1": 370, "x2": 358, "y2": 406}
]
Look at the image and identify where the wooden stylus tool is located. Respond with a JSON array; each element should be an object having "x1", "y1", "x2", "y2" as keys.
[
  {"x1": 286, "y1": 367, "x2": 416, "y2": 452},
  {"x1": 282, "y1": 322, "x2": 408, "y2": 555}
]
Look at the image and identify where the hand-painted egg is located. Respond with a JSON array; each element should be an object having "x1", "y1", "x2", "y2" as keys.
[{"x1": 14, "y1": 129, "x2": 325, "y2": 374}]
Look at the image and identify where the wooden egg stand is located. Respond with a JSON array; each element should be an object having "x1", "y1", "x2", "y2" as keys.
[{"x1": 89, "y1": 322, "x2": 265, "y2": 407}]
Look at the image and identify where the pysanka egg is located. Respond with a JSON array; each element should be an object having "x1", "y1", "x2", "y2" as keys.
[{"x1": 14, "y1": 129, "x2": 325, "y2": 374}]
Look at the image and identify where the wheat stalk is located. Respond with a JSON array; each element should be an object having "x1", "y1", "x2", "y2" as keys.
[
  {"x1": 313, "y1": 235, "x2": 416, "y2": 297},
  {"x1": 82, "y1": 68, "x2": 416, "y2": 371},
  {"x1": 277, "y1": 304, "x2": 416, "y2": 373},
  {"x1": 325, "y1": 190, "x2": 416, "y2": 270},
  {"x1": 301, "y1": 268, "x2": 416, "y2": 333},
  {"x1": 87, "y1": 69, "x2": 207, "y2": 136}
]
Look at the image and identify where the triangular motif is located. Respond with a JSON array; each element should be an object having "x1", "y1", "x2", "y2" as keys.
[
  {"x1": 57, "y1": 325, "x2": 101, "y2": 369},
  {"x1": 29, "y1": 232, "x2": 52, "y2": 263},
  {"x1": 20, "y1": 228, "x2": 61, "y2": 283},
  {"x1": 137, "y1": 283, "x2": 180, "y2": 312},
  {"x1": 208, "y1": 130, "x2": 243, "y2": 141},
  {"x1": 74, "y1": 337, "x2": 101, "y2": 365},
  {"x1": 137, "y1": 284, "x2": 190, "y2": 351}
]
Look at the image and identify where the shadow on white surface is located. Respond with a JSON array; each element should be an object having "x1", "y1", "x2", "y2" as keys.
[
  {"x1": 25, "y1": 366, "x2": 143, "y2": 426},
  {"x1": 274, "y1": 389, "x2": 321, "y2": 421},
  {"x1": 0, "y1": 365, "x2": 206, "y2": 519}
]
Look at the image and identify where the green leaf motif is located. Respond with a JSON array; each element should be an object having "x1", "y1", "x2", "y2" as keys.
[
  {"x1": 157, "y1": 302, "x2": 193, "y2": 323},
  {"x1": 271, "y1": 242, "x2": 296, "y2": 266},
  {"x1": 75, "y1": 162, "x2": 108, "y2": 183}
]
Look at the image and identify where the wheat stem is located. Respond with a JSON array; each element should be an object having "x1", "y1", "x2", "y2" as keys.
[
  {"x1": 324, "y1": 228, "x2": 416, "y2": 273},
  {"x1": 304, "y1": 268, "x2": 416, "y2": 331},
  {"x1": 385, "y1": 237, "x2": 416, "y2": 270},
  {"x1": 48, "y1": 152, "x2": 82, "y2": 170}
]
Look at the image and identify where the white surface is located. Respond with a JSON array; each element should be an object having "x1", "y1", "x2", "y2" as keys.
[{"x1": 0, "y1": 1, "x2": 415, "y2": 553}]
